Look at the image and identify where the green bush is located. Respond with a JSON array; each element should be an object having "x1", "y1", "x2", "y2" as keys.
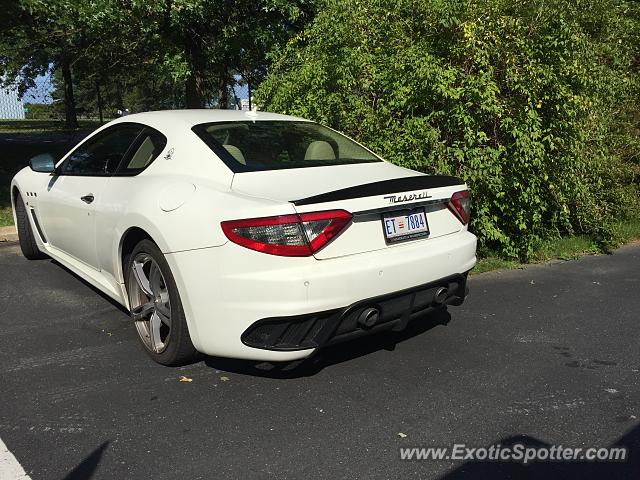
[{"x1": 257, "y1": 0, "x2": 640, "y2": 260}]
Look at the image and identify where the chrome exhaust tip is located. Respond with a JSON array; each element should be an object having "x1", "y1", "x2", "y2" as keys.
[
  {"x1": 357, "y1": 307, "x2": 380, "y2": 329},
  {"x1": 433, "y1": 287, "x2": 449, "y2": 305}
]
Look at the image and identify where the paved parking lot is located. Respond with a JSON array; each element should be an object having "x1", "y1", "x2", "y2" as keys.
[{"x1": 0, "y1": 242, "x2": 639, "y2": 479}]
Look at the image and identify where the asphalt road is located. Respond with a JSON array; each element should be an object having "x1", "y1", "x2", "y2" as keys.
[{"x1": 0, "y1": 242, "x2": 639, "y2": 479}]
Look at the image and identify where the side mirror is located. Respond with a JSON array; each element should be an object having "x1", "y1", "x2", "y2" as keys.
[{"x1": 29, "y1": 153, "x2": 56, "y2": 174}]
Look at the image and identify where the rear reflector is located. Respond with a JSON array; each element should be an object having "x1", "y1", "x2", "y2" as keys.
[
  {"x1": 221, "y1": 210, "x2": 352, "y2": 256},
  {"x1": 448, "y1": 190, "x2": 471, "y2": 225}
]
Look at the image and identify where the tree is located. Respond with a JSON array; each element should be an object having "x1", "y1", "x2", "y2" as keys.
[
  {"x1": 0, "y1": 0, "x2": 96, "y2": 128},
  {"x1": 128, "y1": 0, "x2": 316, "y2": 108},
  {"x1": 0, "y1": 2, "x2": 58, "y2": 121},
  {"x1": 257, "y1": 0, "x2": 640, "y2": 259},
  {"x1": 0, "y1": 0, "x2": 316, "y2": 126}
]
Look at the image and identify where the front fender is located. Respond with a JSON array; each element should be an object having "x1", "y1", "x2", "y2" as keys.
[{"x1": 10, "y1": 167, "x2": 47, "y2": 229}]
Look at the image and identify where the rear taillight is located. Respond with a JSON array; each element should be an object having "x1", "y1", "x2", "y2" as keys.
[
  {"x1": 221, "y1": 210, "x2": 352, "y2": 257},
  {"x1": 448, "y1": 190, "x2": 471, "y2": 225}
]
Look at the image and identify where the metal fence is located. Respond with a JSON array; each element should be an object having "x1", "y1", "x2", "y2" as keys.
[
  {"x1": 0, "y1": 87, "x2": 25, "y2": 119},
  {"x1": 0, "y1": 72, "x2": 56, "y2": 120}
]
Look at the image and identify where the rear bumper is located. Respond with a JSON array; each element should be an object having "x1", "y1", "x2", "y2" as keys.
[
  {"x1": 241, "y1": 273, "x2": 468, "y2": 351},
  {"x1": 165, "y1": 230, "x2": 477, "y2": 361}
]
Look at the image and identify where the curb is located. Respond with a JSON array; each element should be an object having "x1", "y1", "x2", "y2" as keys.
[{"x1": 0, "y1": 226, "x2": 18, "y2": 243}]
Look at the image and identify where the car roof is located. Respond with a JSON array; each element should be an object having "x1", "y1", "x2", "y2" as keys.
[{"x1": 109, "y1": 109, "x2": 311, "y2": 131}]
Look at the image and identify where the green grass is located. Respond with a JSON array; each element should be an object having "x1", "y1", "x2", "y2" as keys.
[
  {"x1": 614, "y1": 217, "x2": 640, "y2": 244},
  {"x1": 0, "y1": 206, "x2": 12, "y2": 227},
  {"x1": 0, "y1": 182, "x2": 13, "y2": 227},
  {"x1": 532, "y1": 235, "x2": 600, "y2": 261},
  {"x1": 0, "y1": 119, "x2": 106, "y2": 133},
  {"x1": 472, "y1": 220, "x2": 640, "y2": 275},
  {"x1": 473, "y1": 237, "x2": 597, "y2": 275},
  {"x1": 472, "y1": 256, "x2": 521, "y2": 274}
]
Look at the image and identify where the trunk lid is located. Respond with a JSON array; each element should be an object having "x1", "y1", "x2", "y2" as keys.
[{"x1": 231, "y1": 162, "x2": 467, "y2": 259}]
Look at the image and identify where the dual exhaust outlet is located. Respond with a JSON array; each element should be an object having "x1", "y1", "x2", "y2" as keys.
[{"x1": 356, "y1": 287, "x2": 449, "y2": 329}]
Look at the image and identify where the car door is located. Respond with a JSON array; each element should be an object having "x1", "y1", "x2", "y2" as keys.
[
  {"x1": 94, "y1": 127, "x2": 168, "y2": 276},
  {"x1": 38, "y1": 124, "x2": 144, "y2": 269}
]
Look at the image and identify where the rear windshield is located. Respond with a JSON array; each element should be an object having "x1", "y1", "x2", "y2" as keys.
[{"x1": 192, "y1": 121, "x2": 382, "y2": 172}]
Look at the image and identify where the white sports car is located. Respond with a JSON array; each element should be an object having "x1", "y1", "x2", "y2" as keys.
[{"x1": 11, "y1": 110, "x2": 477, "y2": 365}]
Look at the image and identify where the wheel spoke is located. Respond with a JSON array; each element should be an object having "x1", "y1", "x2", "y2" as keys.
[
  {"x1": 148, "y1": 262, "x2": 162, "y2": 297},
  {"x1": 132, "y1": 260, "x2": 153, "y2": 297},
  {"x1": 149, "y1": 312, "x2": 163, "y2": 353},
  {"x1": 131, "y1": 301, "x2": 155, "y2": 321},
  {"x1": 155, "y1": 305, "x2": 172, "y2": 327}
]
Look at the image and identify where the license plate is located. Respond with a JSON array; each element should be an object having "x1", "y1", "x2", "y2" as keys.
[{"x1": 382, "y1": 208, "x2": 430, "y2": 243}]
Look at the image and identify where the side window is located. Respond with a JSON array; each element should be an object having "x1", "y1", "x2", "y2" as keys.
[
  {"x1": 61, "y1": 125, "x2": 144, "y2": 176},
  {"x1": 116, "y1": 129, "x2": 167, "y2": 175}
]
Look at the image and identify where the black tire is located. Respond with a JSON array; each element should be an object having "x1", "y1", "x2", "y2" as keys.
[
  {"x1": 125, "y1": 239, "x2": 197, "y2": 366},
  {"x1": 14, "y1": 193, "x2": 48, "y2": 260}
]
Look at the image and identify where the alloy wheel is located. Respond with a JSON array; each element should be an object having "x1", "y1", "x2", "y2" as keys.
[{"x1": 128, "y1": 253, "x2": 172, "y2": 353}]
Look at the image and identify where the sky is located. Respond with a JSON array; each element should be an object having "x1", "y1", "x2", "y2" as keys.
[
  {"x1": 21, "y1": 73, "x2": 250, "y2": 106},
  {"x1": 22, "y1": 74, "x2": 54, "y2": 104}
]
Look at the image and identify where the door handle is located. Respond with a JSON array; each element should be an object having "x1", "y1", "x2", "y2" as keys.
[{"x1": 80, "y1": 194, "x2": 95, "y2": 204}]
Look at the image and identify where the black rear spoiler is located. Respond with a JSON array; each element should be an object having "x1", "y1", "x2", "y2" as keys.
[{"x1": 292, "y1": 175, "x2": 465, "y2": 206}]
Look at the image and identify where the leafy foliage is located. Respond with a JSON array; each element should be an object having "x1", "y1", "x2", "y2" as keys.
[
  {"x1": 258, "y1": 0, "x2": 640, "y2": 259},
  {"x1": 0, "y1": 0, "x2": 317, "y2": 123}
]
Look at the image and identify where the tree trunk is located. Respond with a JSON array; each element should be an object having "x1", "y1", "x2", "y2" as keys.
[
  {"x1": 116, "y1": 81, "x2": 124, "y2": 114},
  {"x1": 61, "y1": 60, "x2": 78, "y2": 129},
  {"x1": 217, "y1": 75, "x2": 228, "y2": 110},
  {"x1": 95, "y1": 81, "x2": 104, "y2": 125},
  {"x1": 185, "y1": 74, "x2": 206, "y2": 108},
  {"x1": 184, "y1": 31, "x2": 207, "y2": 108}
]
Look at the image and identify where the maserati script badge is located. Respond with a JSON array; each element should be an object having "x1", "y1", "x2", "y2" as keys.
[{"x1": 384, "y1": 191, "x2": 432, "y2": 204}]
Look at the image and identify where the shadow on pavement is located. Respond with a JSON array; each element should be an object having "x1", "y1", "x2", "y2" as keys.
[
  {"x1": 47, "y1": 259, "x2": 131, "y2": 316},
  {"x1": 204, "y1": 307, "x2": 452, "y2": 378},
  {"x1": 46, "y1": 252, "x2": 454, "y2": 377},
  {"x1": 62, "y1": 441, "x2": 109, "y2": 480},
  {"x1": 436, "y1": 423, "x2": 640, "y2": 480}
]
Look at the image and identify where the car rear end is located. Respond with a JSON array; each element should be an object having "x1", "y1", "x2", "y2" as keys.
[{"x1": 166, "y1": 117, "x2": 477, "y2": 361}]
